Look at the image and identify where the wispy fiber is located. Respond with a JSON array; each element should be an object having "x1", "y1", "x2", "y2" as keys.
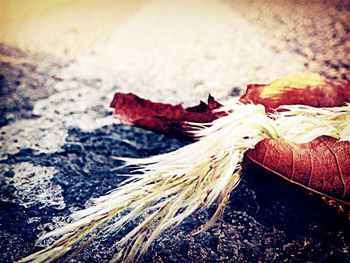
[{"x1": 20, "y1": 103, "x2": 350, "y2": 263}]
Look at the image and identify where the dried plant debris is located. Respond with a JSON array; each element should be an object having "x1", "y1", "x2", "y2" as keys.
[{"x1": 20, "y1": 73, "x2": 350, "y2": 262}]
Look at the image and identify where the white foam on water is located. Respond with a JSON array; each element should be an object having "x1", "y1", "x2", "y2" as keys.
[{"x1": 0, "y1": 162, "x2": 66, "y2": 210}]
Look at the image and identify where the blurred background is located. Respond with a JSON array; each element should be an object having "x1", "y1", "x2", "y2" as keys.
[{"x1": 0, "y1": 0, "x2": 350, "y2": 262}]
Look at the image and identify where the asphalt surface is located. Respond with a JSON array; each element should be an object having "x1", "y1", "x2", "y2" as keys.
[{"x1": 0, "y1": 0, "x2": 350, "y2": 262}]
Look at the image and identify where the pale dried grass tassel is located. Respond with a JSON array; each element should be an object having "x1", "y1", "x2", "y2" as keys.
[{"x1": 19, "y1": 103, "x2": 350, "y2": 263}]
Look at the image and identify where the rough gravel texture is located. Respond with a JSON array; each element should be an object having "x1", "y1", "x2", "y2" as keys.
[{"x1": 0, "y1": 0, "x2": 349, "y2": 262}]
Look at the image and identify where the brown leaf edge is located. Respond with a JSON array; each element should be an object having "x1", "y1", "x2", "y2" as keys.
[
  {"x1": 239, "y1": 78, "x2": 350, "y2": 112},
  {"x1": 245, "y1": 136, "x2": 350, "y2": 205},
  {"x1": 110, "y1": 92, "x2": 223, "y2": 139},
  {"x1": 110, "y1": 76, "x2": 350, "y2": 139},
  {"x1": 109, "y1": 76, "x2": 350, "y2": 204}
]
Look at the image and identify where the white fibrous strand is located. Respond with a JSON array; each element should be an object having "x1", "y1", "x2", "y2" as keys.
[{"x1": 19, "y1": 103, "x2": 350, "y2": 263}]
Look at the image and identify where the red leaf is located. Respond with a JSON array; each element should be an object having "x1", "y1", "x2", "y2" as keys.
[
  {"x1": 239, "y1": 74, "x2": 350, "y2": 111},
  {"x1": 246, "y1": 136, "x2": 350, "y2": 204},
  {"x1": 110, "y1": 74, "x2": 350, "y2": 139},
  {"x1": 238, "y1": 73, "x2": 350, "y2": 203},
  {"x1": 109, "y1": 73, "x2": 350, "y2": 203},
  {"x1": 110, "y1": 92, "x2": 223, "y2": 138}
]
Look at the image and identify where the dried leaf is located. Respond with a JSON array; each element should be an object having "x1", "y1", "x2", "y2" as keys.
[
  {"x1": 110, "y1": 92, "x2": 223, "y2": 138},
  {"x1": 239, "y1": 73, "x2": 350, "y2": 111},
  {"x1": 109, "y1": 73, "x2": 350, "y2": 203},
  {"x1": 245, "y1": 136, "x2": 350, "y2": 204},
  {"x1": 21, "y1": 75, "x2": 350, "y2": 262},
  {"x1": 110, "y1": 73, "x2": 350, "y2": 138}
]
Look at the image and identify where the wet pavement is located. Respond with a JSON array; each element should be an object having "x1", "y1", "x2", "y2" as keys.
[{"x1": 1, "y1": 0, "x2": 350, "y2": 262}]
